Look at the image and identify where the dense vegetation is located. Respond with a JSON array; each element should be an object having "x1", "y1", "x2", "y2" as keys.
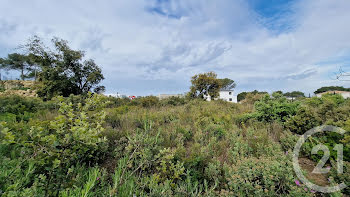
[
  {"x1": 314, "y1": 86, "x2": 350, "y2": 94},
  {"x1": 1, "y1": 37, "x2": 349, "y2": 196},
  {"x1": 188, "y1": 72, "x2": 235, "y2": 99},
  {"x1": 283, "y1": 91, "x2": 305, "y2": 98},
  {"x1": 0, "y1": 92, "x2": 349, "y2": 196},
  {"x1": 0, "y1": 36, "x2": 105, "y2": 99},
  {"x1": 237, "y1": 90, "x2": 268, "y2": 102}
]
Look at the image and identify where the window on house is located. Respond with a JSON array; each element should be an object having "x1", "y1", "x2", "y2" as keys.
[
  {"x1": 229, "y1": 92, "x2": 232, "y2": 95},
  {"x1": 229, "y1": 98, "x2": 232, "y2": 101}
]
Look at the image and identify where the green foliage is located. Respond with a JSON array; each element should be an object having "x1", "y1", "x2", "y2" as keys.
[
  {"x1": 0, "y1": 93, "x2": 108, "y2": 195},
  {"x1": 253, "y1": 93, "x2": 300, "y2": 123},
  {"x1": 132, "y1": 96, "x2": 159, "y2": 107},
  {"x1": 286, "y1": 94, "x2": 349, "y2": 134},
  {"x1": 0, "y1": 53, "x2": 37, "y2": 80},
  {"x1": 103, "y1": 96, "x2": 131, "y2": 108},
  {"x1": 22, "y1": 36, "x2": 105, "y2": 100},
  {"x1": 1, "y1": 91, "x2": 350, "y2": 196},
  {"x1": 285, "y1": 106, "x2": 322, "y2": 134},
  {"x1": 189, "y1": 71, "x2": 221, "y2": 100},
  {"x1": 0, "y1": 81, "x2": 5, "y2": 92},
  {"x1": 237, "y1": 90, "x2": 268, "y2": 102},
  {"x1": 224, "y1": 154, "x2": 310, "y2": 196},
  {"x1": 0, "y1": 95, "x2": 45, "y2": 122},
  {"x1": 160, "y1": 96, "x2": 186, "y2": 106},
  {"x1": 218, "y1": 78, "x2": 236, "y2": 90},
  {"x1": 153, "y1": 148, "x2": 185, "y2": 183},
  {"x1": 284, "y1": 91, "x2": 305, "y2": 98},
  {"x1": 314, "y1": 86, "x2": 350, "y2": 94},
  {"x1": 330, "y1": 161, "x2": 350, "y2": 195}
]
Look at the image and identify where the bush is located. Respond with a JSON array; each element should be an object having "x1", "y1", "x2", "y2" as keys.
[
  {"x1": 254, "y1": 93, "x2": 300, "y2": 123},
  {"x1": 330, "y1": 161, "x2": 350, "y2": 195},
  {"x1": 0, "y1": 93, "x2": 108, "y2": 195},
  {"x1": 285, "y1": 106, "x2": 322, "y2": 134},
  {"x1": 132, "y1": 96, "x2": 159, "y2": 108},
  {"x1": 103, "y1": 96, "x2": 131, "y2": 108},
  {"x1": 0, "y1": 95, "x2": 48, "y2": 122},
  {"x1": 224, "y1": 154, "x2": 311, "y2": 196},
  {"x1": 0, "y1": 95, "x2": 44, "y2": 115},
  {"x1": 160, "y1": 96, "x2": 186, "y2": 106},
  {"x1": 0, "y1": 82, "x2": 5, "y2": 92},
  {"x1": 1, "y1": 91, "x2": 350, "y2": 196}
]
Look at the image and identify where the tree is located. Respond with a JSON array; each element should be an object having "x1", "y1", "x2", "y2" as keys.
[
  {"x1": 23, "y1": 36, "x2": 105, "y2": 99},
  {"x1": 314, "y1": 86, "x2": 350, "y2": 94},
  {"x1": 283, "y1": 91, "x2": 305, "y2": 98},
  {"x1": 218, "y1": 78, "x2": 236, "y2": 90},
  {"x1": 94, "y1": 85, "x2": 106, "y2": 94},
  {"x1": 273, "y1": 90, "x2": 283, "y2": 95},
  {"x1": 189, "y1": 72, "x2": 221, "y2": 100},
  {"x1": 254, "y1": 94, "x2": 300, "y2": 123},
  {"x1": 0, "y1": 53, "x2": 36, "y2": 80},
  {"x1": 0, "y1": 57, "x2": 4, "y2": 80},
  {"x1": 237, "y1": 90, "x2": 268, "y2": 102}
]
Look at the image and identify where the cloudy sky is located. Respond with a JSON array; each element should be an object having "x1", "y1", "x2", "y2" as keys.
[{"x1": 1, "y1": 0, "x2": 350, "y2": 96}]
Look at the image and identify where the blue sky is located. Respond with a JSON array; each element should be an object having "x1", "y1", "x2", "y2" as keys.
[
  {"x1": 1, "y1": 0, "x2": 350, "y2": 96},
  {"x1": 248, "y1": 0, "x2": 294, "y2": 17}
]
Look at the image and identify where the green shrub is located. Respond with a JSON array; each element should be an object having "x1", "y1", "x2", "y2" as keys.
[
  {"x1": 103, "y1": 96, "x2": 131, "y2": 108},
  {"x1": 285, "y1": 106, "x2": 322, "y2": 134},
  {"x1": 160, "y1": 96, "x2": 186, "y2": 106},
  {"x1": 132, "y1": 96, "x2": 159, "y2": 108},
  {"x1": 254, "y1": 93, "x2": 300, "y2": 123},
  {"x1": 0, "y1": 93, "x2": 108, "y2": 195},
  {"x1": 0, "y1": 95, "x2": 45, "y2": 122},
  {"x1": 279, "y1": 130, "x2": 299, "y2": 152},
  {"x1": 105, "y1": 105, "x2": 130, "y2": 129},
  {"x1": 0, "y1": 113, "x2": 17, "y2": 123},
  {"x1": 224, "y1": 154, "x2": 311, "y2": 196},
  {"x1": 1, "y1": 90, "x2": 350, "y2": 196},
  {"x1": 330, "y1": 161, "x2": 350, "y2": 195},
  {"x1": 153, "y1": 148, "x2": 185, "y2": 184}
]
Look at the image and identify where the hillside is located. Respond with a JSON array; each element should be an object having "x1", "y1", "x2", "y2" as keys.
[
  {"x1": 0, "y1": 80, "x2": 37, "y2": 97},
  {"x1": 0, "y1": 93, "x2": 349, "y2": 196}
]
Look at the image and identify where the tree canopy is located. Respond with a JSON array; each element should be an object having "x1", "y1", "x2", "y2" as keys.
[
  {"x1": 237, "y1": 90, "x2": 268, "y2": 102},
  {"x1": 0, "y1": 53, "x2": 37, "y2": 80},
  {"x1": 218, "y1": 78, "x2": 236, "y2": 90},
  {"x1": 4, "y1": 36, "x2": 105, "y2": 99},
  {"x1": 189, "y1": 72, "x2": 221, "y2": 99},
  {"x1": 188, "y1": 72, "x2": 236, "y2": 100},
  {"x1": 283, "y1": 91, "x2": 305, "y2": 98},
  {"x1": 314, "y1": 86, "x2": 350, "y2": 94}
]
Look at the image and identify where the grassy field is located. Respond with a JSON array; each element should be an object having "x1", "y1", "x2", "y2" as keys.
[{"x1": 0, "y1": 93, "x2": 349, "y2": 196}]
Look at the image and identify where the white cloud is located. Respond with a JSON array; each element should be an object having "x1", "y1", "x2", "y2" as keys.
[{"x1": 0, "y1": 0, "x2": 350, "y2": 95}]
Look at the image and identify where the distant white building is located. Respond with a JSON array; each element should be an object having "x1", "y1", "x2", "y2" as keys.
[
  {"x1": 105, "y1": 93, "x2": 128, "y2": 98},
  {"x1": 205, "y1": 89, "x2": 237, "y2": 103},
  {"x1": 316, "y1": 90, "x2": 350, "y2": 99}
]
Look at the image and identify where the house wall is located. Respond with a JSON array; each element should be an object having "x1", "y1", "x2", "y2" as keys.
[
  {"x1": 219, "y1": 91, "x2": 237, "y2": 103},
  {"x1": 205, "y1": 91, "x2": 237, "y2": 103},
  {"x1": 341, "y1": 92, "x2": 350, "y2": 99}
]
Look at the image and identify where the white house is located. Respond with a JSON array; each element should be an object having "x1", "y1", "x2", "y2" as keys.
[
  {"x1": 205, "y1": 89, "x2": 237, "y2": 103},
  {"x1": 316, "y1": 90, "x2": 350, "y2": 99},
  {"x1": 105, "y1": 92, "x2": 128, "y2": 98}
]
